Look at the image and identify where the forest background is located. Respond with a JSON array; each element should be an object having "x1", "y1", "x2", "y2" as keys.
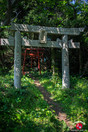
[
  {"x1": 0, "y1": 0, "x2": 88, "y2": 75},
  {"x1": 0, "y1": 0, "x2": 88, "y2": 131}
]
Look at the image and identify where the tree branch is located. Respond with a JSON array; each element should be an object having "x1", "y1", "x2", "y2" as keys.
[
  {"x1": 67, "y1": 3, "x2": 77, "y2": 19},
  {"x1": 0, "y1": 0, "x2": 12, "y2": 32},
  {"x1": 0, "y1": 0, "x2": 19, "y2": 32}
]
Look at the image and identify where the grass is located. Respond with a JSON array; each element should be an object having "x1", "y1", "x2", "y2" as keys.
[
  {"x1": 0, "y1": 68, "x2": 88, "y2": 131},
  {"x1": 0, "y1": 68, "x2": 70, "y2": 132},
  {"x1": 36, "y1": 71, "x2": 88, "y2": 131}
]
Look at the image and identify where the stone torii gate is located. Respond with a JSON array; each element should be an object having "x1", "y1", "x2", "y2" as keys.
[{"x1": 0, "y1": 23, "x2": 84, "y2": 89}]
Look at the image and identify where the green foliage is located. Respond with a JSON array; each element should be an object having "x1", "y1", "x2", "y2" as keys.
[
  {"x1": 39, "y1": 72, "x2": 88, "y2": 130},
  {"x1": 0, "y1": 0, "x2": 88, "y2": 76},
  {"x1": 0, "y1": 68, "x2": 65, "y2": 132},
  {"x1": 0, "y1": 25, "x2": 10, "y2": 29}
]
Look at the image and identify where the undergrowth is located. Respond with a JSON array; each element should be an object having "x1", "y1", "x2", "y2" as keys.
[
  {"x1": 1, "y1": 68, "x2": 88, "y2": 132},
  {"x1": 0, "y1": 68, "x2": 69, "y2": 132},
  {"x1": 37, "y1": 71, "x2": 88, "y2": 131}
]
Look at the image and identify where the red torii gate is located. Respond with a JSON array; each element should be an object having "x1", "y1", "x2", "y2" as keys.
[{"x1": 22, "y1": 48, "x2": 44, "y2": 75}]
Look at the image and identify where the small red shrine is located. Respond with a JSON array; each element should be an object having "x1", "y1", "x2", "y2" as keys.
[{"x1": 22, "y1": 48, "x2": 44, "y2": 75}]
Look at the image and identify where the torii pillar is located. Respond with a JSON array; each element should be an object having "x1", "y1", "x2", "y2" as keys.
[
  {"x1": 0, "y1": 23, "x2": 84, "y2": 89},
  {"x1": 14, "y1": 31, "x2": 21, "y2": 89},
  {"x1": 62, "y1": 35, "x2": 70, "y2": 88}
]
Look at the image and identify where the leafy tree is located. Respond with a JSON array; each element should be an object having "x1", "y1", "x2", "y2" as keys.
[{"x1": 0, "y1": 0, "x2": 88, "y2": 75}]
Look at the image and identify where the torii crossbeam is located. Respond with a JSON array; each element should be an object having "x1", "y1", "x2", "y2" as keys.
[{"x1": 0, "y1": 23, "x2": 84, "y2": 89}]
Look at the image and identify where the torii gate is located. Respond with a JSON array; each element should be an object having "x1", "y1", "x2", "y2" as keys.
[{"x1": 0, "y1": 23, "x2": 84, "y2": 89}]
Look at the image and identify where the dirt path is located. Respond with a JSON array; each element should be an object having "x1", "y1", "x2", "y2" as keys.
[{"x1": 30, "y1": 76, "x2": 74, "y2": 130}]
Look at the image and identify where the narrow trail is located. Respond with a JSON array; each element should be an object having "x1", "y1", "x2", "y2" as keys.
[{"x1": 30, "y1": 75, "x2": 74, "y2": 130}]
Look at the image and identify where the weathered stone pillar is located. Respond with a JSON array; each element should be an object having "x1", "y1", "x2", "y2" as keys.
[
  {"x1": 62, "y1": 35, "x2": 70, "y2": 88},
  {"x1": 51, "y1": 48, "x2": 55, "y2": 75},
  {"x1": 14, "y1": 31, "x2": 21, "y2": 89}
]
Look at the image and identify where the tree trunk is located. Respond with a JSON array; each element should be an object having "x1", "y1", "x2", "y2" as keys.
[{"x1": 79, "y1": 48, "x2": 82, "y2": 74}]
